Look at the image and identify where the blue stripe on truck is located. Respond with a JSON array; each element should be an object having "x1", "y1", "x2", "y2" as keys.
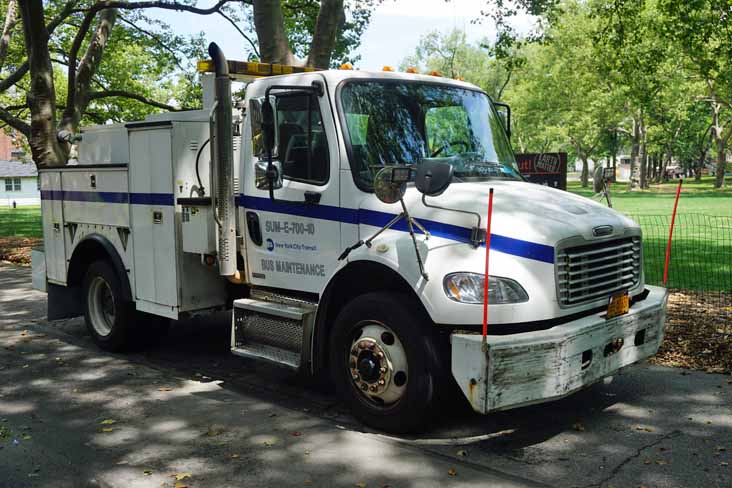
[
  {"x1": 39, "y1": 190, "x2": 554, "y2": 264},
  {"x1": 239, "y1": 195, "x2": 555, "y2": 264},
  {"x1": 41, "y1": 190, "x2": 173, "y2": 205}
]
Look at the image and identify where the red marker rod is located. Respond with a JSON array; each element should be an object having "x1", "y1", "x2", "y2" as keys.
[
  {"x1": 482, "y1": 188, "x2": 494, "y2": 347},
  {"x1": 663, "y1": 179, "x2": 683, "y2": 286}
]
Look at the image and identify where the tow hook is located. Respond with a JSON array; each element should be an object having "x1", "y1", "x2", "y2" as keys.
[{"x1": 604, "y1": 338, "x2": 624, "y2": 357}]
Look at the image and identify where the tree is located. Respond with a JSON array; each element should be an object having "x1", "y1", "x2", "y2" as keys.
[
  {"x1": 591, "y1": 0, "x2": 674, "y2": 190},
  {"x1": 3, "y1": 0, "x2": 377, "y2": 168},
  {"x1": 250, "y1": 0, "x2": 378, "y2": 68},
  {"x1": 659, "y1": 0, "x2": 732, "y2": 188},
  {"x1": 3, "y1": 0, "x2": 241, "y2": 167},
  {"x1": 399, "y1": 29, "x2": 516, "y2": 100},
  {"x1": 500, "y1": 1, "x2": 624, "y2": 187}
]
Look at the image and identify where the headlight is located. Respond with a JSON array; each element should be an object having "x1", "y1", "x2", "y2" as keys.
[{"x1": 443, "y1": 273, "x2": 529, "y2": 304}]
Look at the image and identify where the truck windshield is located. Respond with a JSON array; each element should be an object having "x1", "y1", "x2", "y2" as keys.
[{"x1": 339, "y1": 80, "x2": 521, "y2": 190}]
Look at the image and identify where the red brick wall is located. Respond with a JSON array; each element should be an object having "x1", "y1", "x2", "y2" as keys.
[{"x1": 0, "y1": 131, "x2": 21, "y2": 160}]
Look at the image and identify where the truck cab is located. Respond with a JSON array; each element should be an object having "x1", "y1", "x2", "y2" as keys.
[{"x1": 35, "y1": 44, "x2": 668, "y2": 433}]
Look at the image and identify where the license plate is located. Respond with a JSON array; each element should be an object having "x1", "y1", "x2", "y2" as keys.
[{"x1": 607, "y1": 292, "x2": 630, "y2": 319}]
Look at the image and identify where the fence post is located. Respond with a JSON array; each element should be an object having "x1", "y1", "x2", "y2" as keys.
[{"x1": 663, "y1": 179, "x2": 683, "y2": 286}]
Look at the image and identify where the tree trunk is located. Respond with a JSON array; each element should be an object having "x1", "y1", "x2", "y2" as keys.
[
  {"x1": 611, "y1": 148, "x2": 617, "y2": 183},
  {"x1": 0, "y1": 0, "x2": 18, "y2": 70},
  {"x1": 639, "y1": 119, "x2": 648, "y2": 189},
  {"x1": 59, "y1": 8, "x2": 118, "y2": 140},
  {"x1": 580, "y1": 155, "x2": 589, "y2": 188},
  {"x1": 711, "y1": 101, "x2": 729, "y2": 188},
  {"x1": 714, "y1": 143, "x2": 727, "y2": 188},
  {"x1": 629, "y1": 116, "x2": 641, "y2": 191},
  {"x1": 252, "y1": 0, "x2": 297, "y2": 65},
  {"x1": 306, "y1": 0, "x2": 344, "y2": 68},
  {"x1": 18, "y1": 0, "x2": 65, "y2": 167}
]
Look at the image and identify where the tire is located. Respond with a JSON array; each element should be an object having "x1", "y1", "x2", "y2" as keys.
[
  {"x1": 329, "y1": 292, "x2": 442, "y2": 433},
  {"x1": 83, "y1": 260, "x2": 136, "y2": 352}
]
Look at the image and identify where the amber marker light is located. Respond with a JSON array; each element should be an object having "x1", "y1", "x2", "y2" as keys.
[
  {"x1": 382, "y1": 66, "x2": 395, "y2": 72},
  {"x1": 340, "y1": 63, "x2": 353, "y2": 70}
]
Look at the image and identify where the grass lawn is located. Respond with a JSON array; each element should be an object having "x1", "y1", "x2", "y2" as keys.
[
  {"x1": 0, "y1": 205, "x2": 42, "y2": 238},
  {"x1": 568, "y1": 176, "x2": 732, "y2": 290},
  {"x1": 566, "y1": 175, "x2": 732, "y2": 216}
]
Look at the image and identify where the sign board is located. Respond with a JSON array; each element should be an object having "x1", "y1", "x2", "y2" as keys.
[{"x1": 516, "y1": 152, "x2": 567, "y2": 190}]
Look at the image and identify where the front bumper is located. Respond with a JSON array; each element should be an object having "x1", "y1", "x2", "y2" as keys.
[{"x1": 451, "y1": 285, "x2": 669, "y2": 414}]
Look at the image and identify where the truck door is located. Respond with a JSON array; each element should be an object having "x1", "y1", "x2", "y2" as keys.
[{"x1": 242, "y1": 76, "x2": 340, "y2": 294}]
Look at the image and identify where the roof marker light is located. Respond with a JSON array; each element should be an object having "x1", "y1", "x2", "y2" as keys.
[
  {"x1": 382, "y1": 66, "x2": 394, "y2": 72},
  {"x1": 406, "y1": 67, "x2": 418, "y2": 74},
  {"x1": 429, "y1": 70, "x2": 442, "y2": 77},
  {"x1": 340, "y1": 63, "x2": 353, "y2": 70}
]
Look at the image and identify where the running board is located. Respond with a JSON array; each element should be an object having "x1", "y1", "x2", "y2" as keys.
[{"x1": 231, "y1": 295, "x2": 316, "y2": 371}]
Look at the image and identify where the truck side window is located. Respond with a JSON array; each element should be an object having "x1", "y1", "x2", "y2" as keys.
[{"x1": 275, "y1": 93, "x2": 329, "y2": 185}]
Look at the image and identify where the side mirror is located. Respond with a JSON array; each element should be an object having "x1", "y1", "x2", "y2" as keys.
[
  {"x1": 373, "y1": 167, "x2": 408, "y2": 204},
  {"x1": 494, "y1": 102, "x2": 511, "y2": 139},
  {"x1": 261, "y1": 99, "x2": 275, "y2": 153},
  {"x1": 256, "y1": 161, "x2": 283, "y2": 190},
  {"x1": 415, "y1": 161, "x2": 453, "y2": 197}
]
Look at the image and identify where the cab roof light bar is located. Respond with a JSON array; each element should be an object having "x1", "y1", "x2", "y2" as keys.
[{"x1": 197, "y1": 59, "x2": 320, "y2": 77}]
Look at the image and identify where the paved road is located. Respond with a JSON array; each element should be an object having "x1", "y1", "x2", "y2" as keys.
[{"x1": 1, "y1": 263, "x2": 730, "y2": 488}]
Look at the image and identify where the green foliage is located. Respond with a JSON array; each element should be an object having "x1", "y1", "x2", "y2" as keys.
[{"x1": 399, "y1": 30, "x2": 514, "y2": 100}]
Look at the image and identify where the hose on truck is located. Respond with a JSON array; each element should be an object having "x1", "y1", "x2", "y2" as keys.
[{"x1": 195, "y1": 138, "x2": 210, "y2": 196}]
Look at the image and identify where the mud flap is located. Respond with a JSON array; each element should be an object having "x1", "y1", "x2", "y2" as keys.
[{"x1": 48, "y1": 283, "x2": 83, "y2": 320}]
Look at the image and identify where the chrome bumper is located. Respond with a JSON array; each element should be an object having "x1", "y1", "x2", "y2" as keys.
[{"x1": 451, "y1": 285, "x2": 669, "y2": 414}]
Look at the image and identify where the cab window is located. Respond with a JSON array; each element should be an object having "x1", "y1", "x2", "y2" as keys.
[{"x1": 249, "y1": 93, "x2": 329, "y2": 185}]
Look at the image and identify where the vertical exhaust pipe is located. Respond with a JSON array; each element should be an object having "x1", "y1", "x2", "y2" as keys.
[{"x1": 208, "y1": 42, "x2": 237, "y2": 278}]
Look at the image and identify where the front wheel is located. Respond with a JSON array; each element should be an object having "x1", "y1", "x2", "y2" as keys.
[{"x1": 329, "y1": 292, "x2": 442, "y2": 433}]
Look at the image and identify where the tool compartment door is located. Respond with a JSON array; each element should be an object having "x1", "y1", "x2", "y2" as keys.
[
  {"x1": 242, "y1": 75, "x2": 340, "y2": 294},
  {"x1": 128, "y1": 125, "x2": 179, "y2": 313},
  {"x1": 40, "y1": 171, "x2": 66, "y2": 283}
]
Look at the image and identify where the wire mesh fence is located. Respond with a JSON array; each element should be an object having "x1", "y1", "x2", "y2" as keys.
[{"x1": 628, "y1": 214, "x2": 732, "y2": 368}]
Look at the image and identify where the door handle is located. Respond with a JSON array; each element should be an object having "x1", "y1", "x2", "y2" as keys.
[{"x1": 304, "y1": 191, "x2": 321, "y2": 205}]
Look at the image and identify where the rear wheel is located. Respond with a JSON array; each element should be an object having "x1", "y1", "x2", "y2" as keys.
[
  {"x1": 83, "y1": 260, "x2": 135, "y2": 352},
  {"x1": 330, "y1": 292, "x2": 442, "y2": 433}
]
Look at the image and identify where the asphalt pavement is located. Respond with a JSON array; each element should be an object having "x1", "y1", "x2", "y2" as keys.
[{"x1": 1, "y1": 263, "x2": 730, "y2": 488}]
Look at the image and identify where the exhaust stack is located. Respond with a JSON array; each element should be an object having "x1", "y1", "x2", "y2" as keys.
[{"x1": 208, "y1": 42, "x2": 237, "y2": 277}]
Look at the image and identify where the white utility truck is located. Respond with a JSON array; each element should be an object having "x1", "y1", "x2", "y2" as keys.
[{"x1": 33, "y1": 43, "x2": 668, "y2": 433}]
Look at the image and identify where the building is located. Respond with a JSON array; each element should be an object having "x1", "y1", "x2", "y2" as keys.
[
  {"x1": 0, "y1": 160, "x2": 39, "y2": 207},
  {"x1": 0, "y1": 130, "x2": 26, "y2": 160}
]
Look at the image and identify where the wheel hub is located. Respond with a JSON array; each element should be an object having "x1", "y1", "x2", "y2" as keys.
[
  {"x1": 347, "y1": 323, "x2": 408, "y2": 405},
  {"x1": 357, "y1": 351, "x2": 381, "y2": 382}
]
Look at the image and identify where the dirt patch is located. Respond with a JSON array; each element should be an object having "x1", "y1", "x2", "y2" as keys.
[
  {"x1": 650, "y1": 290, "x2": 732, "y2": 374},
  {"x1": 0, "y1": 237, "x2": 42, "y2": 265}
]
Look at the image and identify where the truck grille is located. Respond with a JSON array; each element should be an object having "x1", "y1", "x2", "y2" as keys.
[{"x1": 557, "y1": 237, "x2": 641, "y2": 306}]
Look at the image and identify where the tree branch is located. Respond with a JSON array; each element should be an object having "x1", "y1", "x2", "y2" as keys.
[
  {"x1": 118, "y1": 16, "x2": 187, "y2": 72},
  {"x1": 0, "y1": 106, "x2": 30, "y2": 136},
  {"x1": 88, "y1": 90, "x2": 192, "y2": 111},
  {"x1": 75, "y1": 0, "x2": 243, "y2": 16},
  {"x1": 216, "y1": 10, "x2": 260, "y2": 58},
  {"x1": 0, "y1": 0, "x2": 19, "y2": 70},
  {"x1": 252, "y1": 0, "x2": 296, "y2": 64},
  {"x1": 306, "y1": 0, "x2": 344, "y2": 68}
]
